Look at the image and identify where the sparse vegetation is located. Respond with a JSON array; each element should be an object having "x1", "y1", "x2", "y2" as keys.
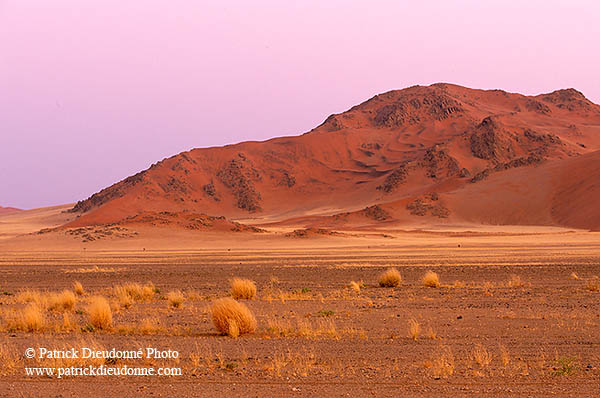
[
  {"x1": 507, "y1": 274, "x2": 525, "y2": 288},
  {"x1": 230, "y1": 278, "x2": 257, "y2": 300},
  {"x1": 73, "y1": 281, "x2": 85, "y2": 296},
  {"x1": 378, "y1": 268, "x2": 401, "y2": 287},
  {"x1": 9, "y1": 304, "x2": 45, "y2": 332},
  {"x1": 586, "y1": 276, "x2": 600, "y2": 292},
  {"x1": 87, "y1": 296, "x2": 112, "y2": 330},
  {"x1": 422, "y1": 271, "x2": 440, "y2": 288},
  {"x1": 167, "y1": 290, "x2": 185, "y2": 308},
  {"x1": 553, "y1": 356, "x2": 579, "y2": 376},
  {"x1": 113, "y1": 282, "x2": 156, "y2": 306},
  {"x1": 427, "y1": 345, "x2": 454, "y2": 379},
  {"x1": 408, "y1": 319, "x2": 420, "y2": 340},
  {"x1": 211, "y1": 297, "x2": 257, "y2": 338},
  {"x1": 426, "y1": 327, "x2": 437, "y2": 340},
  {"x1": 349, "y1": 281, "x2": 361, "y2": 293},
  {"x1": 317, "y1": 309, "x2": 334, "y2": 317},
  {"x1": 471, "y1": 344, "x2": 493, "y2": 374},
  {"x1": 570, "y1": 272, "x2": 580, "y2": 280},
  {"x1": 48, "y1": 290, "x2": 77, "y2": 312}
]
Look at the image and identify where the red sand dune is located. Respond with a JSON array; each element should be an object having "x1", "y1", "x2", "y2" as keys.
[{"x1": 65, "y1": 83, "x2": 600, "y2": 230}]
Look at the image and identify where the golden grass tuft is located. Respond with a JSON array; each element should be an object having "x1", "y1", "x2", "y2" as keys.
[
  {"x1": 507, "y1": 274, "x2": 525, "y2": 288},
  {"x1": 16, "y1": 289, "x2": 48, "y2": 309},
  {"x1": 230, "y1": 278, "x2": 257, "y2": 300},
  {"x1": 427, "y1": 345, "x2": 454, "y2": 379},
  {"x1": 48, "y1": 290, "x2": 77, "y2": 312},
  {"x1": 349, "y1": 281, "x2": 361, "y2": 293},
  {"x1": 167, "y1": 290, "x2": 185, "y2": 308},
  {"x1": 471, "y1": 343, "x2": 493, "y2": 372},
  {"x1": 17, "y1": 304, "x2": 45, "y2": 332},
  {"x1": 210, "y1": 297, "x2": 257, "y2": 337},
  {"x1": 113, "y1": 282, "x2": 156, "y2": 306},
  {"x1": 87, "y1": 296, "x2": 112, "y2": 330},
  {"x1": 452, "y1": 280, "x2": 466, "y2": 288},
  {"x1": 408, "y1": 319, "x2": 421, "y2": 340},
  {"x1": 427, "y1": 327, "x2": 437, "y2": 340},
  {"x1": 73, "y1": 281, "x2": 85, "y2": 296},
  {"x1": 570, "y1": 272, "x2": 580, "y2": 280},
  {"x1": 378, "y1": 268, "x2": 401, "y2": 287},
  {"x1": 586, "y1": 276, "x2": 600, "y2": 292},
  {"x1": 422, "y1": 271, "x2": 440, "y2": 288}
]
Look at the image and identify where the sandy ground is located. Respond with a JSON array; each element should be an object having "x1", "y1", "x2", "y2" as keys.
[{"x1": 0, "y1": 229, "x2": 599, "y2": 397}]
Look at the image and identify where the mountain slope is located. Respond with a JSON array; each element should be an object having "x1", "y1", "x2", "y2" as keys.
[{"x1": 66, "y1": 83, "x2": 600, "y2": 229}]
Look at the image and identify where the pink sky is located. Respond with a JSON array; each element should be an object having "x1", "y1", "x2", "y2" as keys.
[{"x1": 1, "y1": 0, "x2": 599, "y2": 209}]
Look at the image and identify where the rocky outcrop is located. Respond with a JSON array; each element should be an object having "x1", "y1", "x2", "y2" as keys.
[
  {"x1": 377, "y1": 165, "x2": 408, "y2": 193},
  {"x1": 406, "y1": 197, "x2": 450, "y2": 218},
  {"x1": 216, "y1": 155, "x2": 262, "y2": 212},
  {"x1": 69, "y1": 171, "x2": 146, "y2": 213},
  {"x1": 469, "y1": 117, "x2": 515, "y2": 162},
  {"x1": 360, "y1": 205, "x2": 391, "y2": 221}
]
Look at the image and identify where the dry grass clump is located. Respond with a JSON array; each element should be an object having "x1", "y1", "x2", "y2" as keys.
[
  {"x1": 422, "y1": 271, "x2": 440, "y2": 288},
  {"x1": 167, "y1": 290, "x2": 185, "y2": 308},
  {"x1": 230, "y1": 278, "x2": 257, "y2": 300},
  {"x1": 427, "y1": 345, "x2": 454, "y2": 379},
  {"x1": 570, "y1": 272, "x2": 580, "y2": 280},
  {"x1": 408, "y1": 319, "x2": 421, "y2": 340},
  {"x1": 211, "y1": 298, "x2": 257, "y2": 338},
  {"x1": 266, "y1": 317, "x2": 364, "y2": 340},
  {"x1": 471, "y1": 343, "x2": 493, "y2": 369},
  {"x1": 115, "y1": 287, "x2": 134, "y2": 309},
  {"x1": 73, "y1": 281, "x2": 85, "y2": 296},
  {"x1": 349, "y1": 281, "x2": 362, "y2": 293},
  {"x1": 117, "y1": 317, "x2": 164, "y2": 335},
  {"x1": 378, "y1": 268, "x2": 402, "y2": 287},
  {"x1": 426, "y1": 327, "x2": 437, "y2": 340},
  {"x1": 114, "y1": 282, "x2": 156, "y2": 305},
  {"x1": 48, "y1": 290, "x2": 77, "y2": 312},
  {"x1": 10, "y1": 304, "x2": 45, "y2": 332},
  {"x1": 507, "y1": 274, "x2": 525, "y2": 288},
  {"x1": 87, "y1": 296, "x2": 112, "y2": 330},
  {"x1": 15, "y1": 289, "x2": 48, "y2": 309},
  {"x1": 586, "y1": 276, "x2": 600, "y2": 292}
]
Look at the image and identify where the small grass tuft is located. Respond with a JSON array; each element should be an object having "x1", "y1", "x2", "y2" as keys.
[
  {"x1": 210, "y1": 297, "x2": 257, "y2": 338},
  {"x1": 11, "y1": 304, "x2": 45, "y2": 332},
  {"x1": 408, "y1": 319, "x2": 421, "y2": 340},
  {"x1": 422, "y1": 271, "x2": 440, "y2": 288},
  {"x1": 554, "y1": 356, "x2": 579, "y2": 376},
  {"x1": 48, "y1": 290, "x2": 77, "y2": 312},
  {"x1": 230, "y1": 278, "x2": 257, "y2": 300},
  {"x1": 87, "y1": 296, "x2": 112, "y2": 330},
  {"x1": 586, "y1": 276, "x2": 600, "y2": 292},
  {"x1": 428, "y1": 345, "x2": 454, "y2": 379},
  {"x1": 507, "y1": 274, "x2": 525, "y2": 288},
  {"x1": 73, "y1": 281, "x2": 85, "y2": 296},
  {"x1": 378, "y1": 268, "x2": 401, "y2": 288},
  {"x1": 167, "y1": 290, "x2": 185, "y2": 308},
  {"x1": 349, "y1": 281, "x2": 361, "y2": 293},
  {"x1": 570, "y1": 272, "x2": 580, "y2": 281}
]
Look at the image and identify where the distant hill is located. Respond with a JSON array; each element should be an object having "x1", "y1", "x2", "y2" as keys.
[
  {"x1": 0, "y1": 206, "x2": 21, "y2": 215},
  {"x1": 66, "y1": 83, "x2": 600, "y2": 230}
]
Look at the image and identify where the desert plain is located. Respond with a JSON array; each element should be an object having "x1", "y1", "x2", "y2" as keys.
[{"x1": 0, "y1": 206, "x2": 599, "y2": 397}]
